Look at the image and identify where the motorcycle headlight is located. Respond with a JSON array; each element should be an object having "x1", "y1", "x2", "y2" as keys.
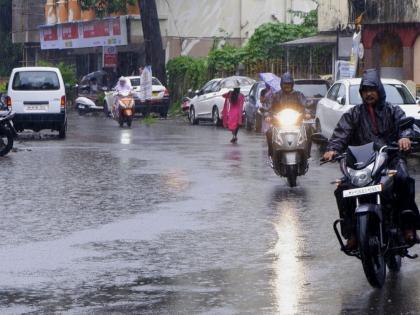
[
  {"x1": 274, "y1": 109, "x2": 301, "y2": 127},
  {"x1": 347, "y1": 163, "x2": 374, "y2": 187}
]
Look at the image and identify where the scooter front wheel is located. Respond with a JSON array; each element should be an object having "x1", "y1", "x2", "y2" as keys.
[{"x1": 286, "y1": 165, "x2": 297, "y2": 187}]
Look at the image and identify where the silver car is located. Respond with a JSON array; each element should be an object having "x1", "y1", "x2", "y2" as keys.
[{"x1": 189, "y1": 76, "x2": 255, "y2": 126}]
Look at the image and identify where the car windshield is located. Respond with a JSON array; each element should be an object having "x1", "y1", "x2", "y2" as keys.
[
  {"x1": 294, "y1": 84, "x2": 328, "y2": 98},
  {"x1": 130, "y1": 78, "x2": 161, "y2": 87},
  {"x1": 350, "y1": 84, "x2": 416, "y2": 105},
  {"x1": 12, "y1": 71, "x2": 60, "y2": 91}
]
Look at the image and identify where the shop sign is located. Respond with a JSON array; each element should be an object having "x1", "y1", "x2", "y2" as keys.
[
  {"x1": 39, "y1": 16, "x2": 128, "y2": 50},
  {"x1": 103, "y1": 46, "x2": 118, "y2": 68}
]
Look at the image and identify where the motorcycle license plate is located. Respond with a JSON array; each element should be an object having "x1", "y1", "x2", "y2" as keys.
[{"x1": 343, "y1": 185, "x2": 382, "y2": 198}]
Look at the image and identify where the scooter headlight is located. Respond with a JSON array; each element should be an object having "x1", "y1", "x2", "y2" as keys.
[
  {"x1": 347, "y1": 163, "x2": 374, "y2": 187},
  {"x1": 274, "y1": 109, "x2": 301, "y2": 127}
]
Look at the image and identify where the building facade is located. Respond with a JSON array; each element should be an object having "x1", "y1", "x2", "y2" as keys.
[
  {"x1": 12, "y1": 0, "x2": 316, "y2": 77},
  {"x1": 317, "y1": 0, "x2": 420, "y2": 89}
]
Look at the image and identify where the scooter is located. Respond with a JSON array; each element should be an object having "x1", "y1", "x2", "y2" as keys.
[
  {"x1": 268, "y1": 108, "x2": 310, "y2": 187},
  {"x1": 0, "y1": 109, "x2": 16, "y2": 156},
  {"x1": 113, "y1": 91, "x2": 135, "y2": 128},
  {"x1": 75, "y1": 95, "x2": 105, "y2": 115}
]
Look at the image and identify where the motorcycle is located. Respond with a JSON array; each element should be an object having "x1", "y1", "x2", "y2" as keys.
[
  {"x1": 319, "y1": 118, "x2": 419, "y2": 288},
  {"x1": 113, "y1": 91, "x2": 135, "y2": 128},
  {"x1": 0, "y1": 109, "x2": 16, "y2": 156},
  {"x1": 266, "y1": 108, "x2": 310, "y2": 187}
]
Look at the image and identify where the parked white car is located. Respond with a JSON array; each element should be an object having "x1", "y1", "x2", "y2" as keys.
[
  {"x1": 189, "y1": 76, "x2": 255, "y2": 125},
  {"x1": 315, "y1": 78, "x2": 420, "y2": 139},
  {"x1": 104, "y1": 76, "x2": 170, "y2": 117}
]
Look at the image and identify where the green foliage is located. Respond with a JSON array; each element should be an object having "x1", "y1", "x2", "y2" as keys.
[
  {"x1": 207, "y1": 44, "x2": 245, "y2": 75},
  {"x1": 166, "y1": 56, "x2": 208, "y2": 103},
  {"x1": 0, "y1": 82, "x2": 7, "y2": 93},
  {"x1": 243, "y1": 21, "x2": 317, "y2": 62},
  {"x1": 168, "y1": 101, "x2": 182, "y2": 117},
  {"x1": 80, "y1": 0, "x2": 136, "y2": 16},
  {"x1": 38, "y1": 61, "x2": 77, "y2": 86}
]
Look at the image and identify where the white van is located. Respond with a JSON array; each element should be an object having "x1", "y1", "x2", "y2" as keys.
[{"x1": 6, "y1": 67, "x2": 67, "y2": 138}]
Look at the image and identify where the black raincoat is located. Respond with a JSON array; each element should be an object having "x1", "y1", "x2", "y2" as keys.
[{"x1": 327, "y1": 69, "x2": 413, "y2": 153}]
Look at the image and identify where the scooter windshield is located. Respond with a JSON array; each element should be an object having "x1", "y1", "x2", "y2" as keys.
[{"x1": 346, "y1": 142, "x2": 376, "y2": 170}]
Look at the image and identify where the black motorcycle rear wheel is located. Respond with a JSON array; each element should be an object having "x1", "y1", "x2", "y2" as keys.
[
  {"x1": 0, "y1": 125, "x2": 14, "y2": 156},
  {"x1": 357, "y1": 214, "x2": 386, "y2": 288}
]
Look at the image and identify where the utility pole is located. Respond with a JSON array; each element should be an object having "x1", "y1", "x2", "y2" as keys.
[{"x1": 138, "y1": 0, "x2": 167, "y2": 85}]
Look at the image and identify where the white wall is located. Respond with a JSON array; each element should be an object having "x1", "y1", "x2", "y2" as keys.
[
  {"x1": 158, "y1": 0, "x2": 317, "y2": 40},
  {"x1": 317, "y1": 0, "x2": 349, "y2": 32}
]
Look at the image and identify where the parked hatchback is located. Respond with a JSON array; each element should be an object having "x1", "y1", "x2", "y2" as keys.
[
  {"x1": 315, "y1": 78, "x2": 420, "y2": 139},
  {"x1": 7, "y1": 67, "x2": 67, "y2": 138},
  {"x1": 189, "y1": 76, "x2": 255, "y2": 125}
]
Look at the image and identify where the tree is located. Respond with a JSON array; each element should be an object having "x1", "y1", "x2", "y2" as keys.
[
  {"x1": 80, "y1": 0, "x2": 166, "y2": 83},
  {"x1": 0, "y1": 0, "x2": 22, "y2": 76},
  {"x1": 138, "y1": 0, "x2": 166, "y2": 84}
]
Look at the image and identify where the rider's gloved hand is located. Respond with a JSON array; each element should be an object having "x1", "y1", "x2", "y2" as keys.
[
  {"x1": 399, "y1": 138, "x2": 411, "y2": 151},
  {"x1": 323, "y1": 151, "x2": 336, "y2": 161}
]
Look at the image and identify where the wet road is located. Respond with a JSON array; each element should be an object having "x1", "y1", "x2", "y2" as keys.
[{"x1": 1, "y1": 112, "x2": 420, "y2": 314}]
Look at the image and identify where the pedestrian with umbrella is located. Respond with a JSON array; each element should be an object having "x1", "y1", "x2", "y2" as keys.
[{"x1": 222, "y1": 81, "x2": 245, "y2": 143}]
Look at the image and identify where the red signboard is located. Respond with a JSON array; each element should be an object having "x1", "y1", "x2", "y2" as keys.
[
  {"x1": 40, "y1": 17, "x2": 128, "y2": 50},
  {"x1": 83, "y1": 20, "x2": 110, "y2": 38},
  {"x1": 103, "y1": 46, "x2": 118, "y2": 68},
  {"x1": 43, "y1": 27, "x2": 58, "y2": 41},
  {"x1": 62, "y1": 24, "x2": 79, "y2": 40},
  {"x1": 111, "y1": 19, "x2": 121, "y2": 35}
]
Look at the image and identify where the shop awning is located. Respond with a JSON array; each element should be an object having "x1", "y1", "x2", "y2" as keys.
[{"x1": 280, "y1": 34, "x2": 336, "y2": 47}]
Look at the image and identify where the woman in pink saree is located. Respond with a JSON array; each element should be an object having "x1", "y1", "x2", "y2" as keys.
[{"x1": 222, "y1": 85, "x2": 245, "y2": 143}]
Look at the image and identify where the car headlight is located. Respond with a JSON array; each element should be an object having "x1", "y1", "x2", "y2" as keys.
[
  {"x1": 274, "y1": 109, "x2": 301, "y2": 127},
  {"x1": 348, "y1": 163, "x2": 374, "y2": 187}
]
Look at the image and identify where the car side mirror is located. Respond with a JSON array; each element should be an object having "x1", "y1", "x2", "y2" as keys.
[
  {"x1": 416, "y1": 97, "x2": 420, "y2": 105},
  {"x1": 337, "y1": 96, "x2": 346, "y2": 105}
]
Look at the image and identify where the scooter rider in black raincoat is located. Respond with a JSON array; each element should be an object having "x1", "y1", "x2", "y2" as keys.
[
  {"x1": 323, "y1": 69, "x2": 420, "y2": 249},
  {"x1": 266, "y1": 72, "x2": 310, "y2": 159}
]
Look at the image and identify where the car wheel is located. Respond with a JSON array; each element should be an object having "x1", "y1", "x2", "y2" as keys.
[
  {"x1": 190, "y1": 106, "x2": 198, "y2": 125},
  {"x1": 58, "y1": 121, "x2": 67, "y2": 139},
  {"x1": 212, "y1": 107, "x2": 221, "y2": 126}
]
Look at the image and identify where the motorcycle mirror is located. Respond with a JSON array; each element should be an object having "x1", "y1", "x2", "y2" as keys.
[
  {"x1": 399, "y1": 117, "x2": 415, "y2": 129},
  {"x1": 311, "y1": 133, "x2": 328, "y2": 144}
]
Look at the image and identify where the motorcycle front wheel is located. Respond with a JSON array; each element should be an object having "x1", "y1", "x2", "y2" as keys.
[
  {"x1": 357, "y1": 214, "x2": 386, "y2": 288},
  {"x1": 286, "y1": 165, "x2": 297, "y2": 187},
  {"x1": 0, "y1": 125, "x2": 14, "y2": 156}
]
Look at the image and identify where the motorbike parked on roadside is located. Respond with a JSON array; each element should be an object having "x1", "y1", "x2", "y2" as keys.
[
  {"x1": 317, "y1": 118, "x2": 420, "y2": 288},
  {"x1": 0, "y1": 109, "x2": 16, "y2": 156},
  {"x1": 263, "y1": 107, "x2": 311, "y2": 187},
  {"x1": 113, "y1": 91, "x2": 135, "y2": 128}
]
